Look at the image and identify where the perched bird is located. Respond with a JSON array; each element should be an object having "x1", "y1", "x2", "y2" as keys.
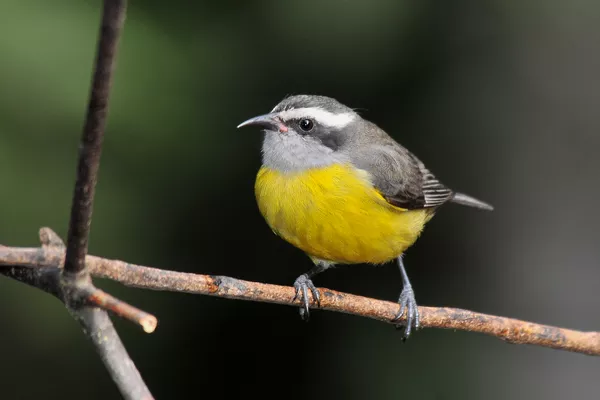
[{"x1": 238, "y1": 94, "x2": 492, "y2": 337}]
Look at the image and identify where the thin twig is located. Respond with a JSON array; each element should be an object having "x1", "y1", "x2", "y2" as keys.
[
  {"x1": 49, "y1": 0, "x2": 155, "y2": 398},
  {"x1": 64, "y1": 0, "x2": 124, "y2": 276},
  {"x1": 84, "y1": 287, "x2": 158, "y2": 333},
  {"x1": 2, "y1": 234, "x2": 599, "y2": 357}
]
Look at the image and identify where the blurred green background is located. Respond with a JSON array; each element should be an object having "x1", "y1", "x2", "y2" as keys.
[{"x1": 1, "y1": 0, "x2": 600, "y2": 398}]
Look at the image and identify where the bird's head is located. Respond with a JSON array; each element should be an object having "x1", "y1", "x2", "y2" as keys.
[{"x1": 238, "y1": 95, "x2": 361, "y2": 171}]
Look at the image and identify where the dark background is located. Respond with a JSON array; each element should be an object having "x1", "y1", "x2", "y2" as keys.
[{"x1": 1, "y1": 0, "x2": 600, "y2": 399}]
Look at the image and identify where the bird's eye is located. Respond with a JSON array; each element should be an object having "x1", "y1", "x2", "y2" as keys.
[{"x1": 299, "y1": 119, "x2": 314, "y2": 132}]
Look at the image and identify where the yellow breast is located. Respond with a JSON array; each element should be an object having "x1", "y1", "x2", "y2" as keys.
[{"x1": 255, "y1": 164, "x2": 433, "y2": 264}]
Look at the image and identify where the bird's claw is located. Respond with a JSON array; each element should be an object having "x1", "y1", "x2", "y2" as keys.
[
  {"x1": 293, "y1": 274, "x2": 321, "y2": 321},
  {"x1": 392, "y1": 286, "x2": 420, "y2": 339}
]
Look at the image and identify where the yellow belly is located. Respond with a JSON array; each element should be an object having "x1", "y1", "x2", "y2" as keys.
[{"x1": 255, "y1": 164, "x2": 434, "y2": 265}]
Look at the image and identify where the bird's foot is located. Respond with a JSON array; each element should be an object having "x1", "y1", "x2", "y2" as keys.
[
  {"x1": 392, "y1": 285, "x2": 420, "y2": 340},
  {"x1": 293, "y1": 274, "x2": 321, "y2": 321}
]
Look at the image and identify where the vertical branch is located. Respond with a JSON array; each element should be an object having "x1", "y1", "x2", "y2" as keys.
[
  {"x1": 64, "y1": 0, "x2": 127, "y2": 276},
  {"x1": 58, "y1": 1, "x2": 155, "y2": 398}
]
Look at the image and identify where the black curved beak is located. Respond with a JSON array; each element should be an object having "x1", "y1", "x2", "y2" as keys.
[{"x1": 237, "y1": 113, "x2": 287, "y2": 132}]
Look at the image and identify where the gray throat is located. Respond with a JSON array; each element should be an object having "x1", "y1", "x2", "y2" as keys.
[{"x1": 261, "y1": 131, "x2": 349, "y2": 172}]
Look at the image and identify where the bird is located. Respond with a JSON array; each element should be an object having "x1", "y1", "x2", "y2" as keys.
[{"x1": 238, "y1": 94, "x2": 493, "y2": 338}]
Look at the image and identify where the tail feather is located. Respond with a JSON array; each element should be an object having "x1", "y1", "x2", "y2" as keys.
[{"x1": 451, "y1": 192, "x2": 494, "y2": 211}]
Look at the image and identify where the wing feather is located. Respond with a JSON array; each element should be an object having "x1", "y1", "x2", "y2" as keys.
[{"x1": 348, "y1": 131, "x2": 453, "y2": 210}]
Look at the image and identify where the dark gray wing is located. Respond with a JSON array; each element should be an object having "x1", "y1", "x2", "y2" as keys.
[{"x1": 347, "y1": 129, "x2": 453, "y2": 210}]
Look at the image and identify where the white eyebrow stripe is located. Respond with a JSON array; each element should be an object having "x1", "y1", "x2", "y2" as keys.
[{"x1": 277, "y1": 107, "x2": 356, "y2": 128}]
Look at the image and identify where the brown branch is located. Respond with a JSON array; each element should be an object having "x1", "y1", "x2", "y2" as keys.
[
  {"x1": 64, "y1": 0, "x2": 124, "y2": 276},
  {"x1": 0, "y1": 258, "x2": 156, "y2": 333},
  {"x1": 84, "y1": 287, "x2": 158, "y2": 333},
  {"x1": 37, "y1": 229, "x2": 158, "y2": 332},
  {"x1": 2, "y1": 230, "x2": 599, "y2": 357},
  {"x1": 23, "y1": 0, "x2": 156, "y2": 398}
]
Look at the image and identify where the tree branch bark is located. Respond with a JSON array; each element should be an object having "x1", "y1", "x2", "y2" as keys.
[
  {"x1": 64, "y1": 0, "x2": 124, "y2": 277},
  {"x1": 23, "y1": 0, "x2": 157, "y2": 398},
  {"x1": 2, "y1": 229, "x2": 599, "y2": 357}
]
